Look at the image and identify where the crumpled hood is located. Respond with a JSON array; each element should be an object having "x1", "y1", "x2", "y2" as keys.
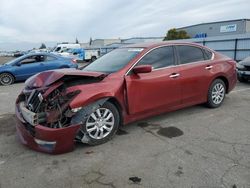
[{"x1": 25, "y1": 68, "x2": 106, "y2": 88}]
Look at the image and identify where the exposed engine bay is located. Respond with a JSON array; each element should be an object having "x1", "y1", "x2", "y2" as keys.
[{"x1": 17, "y1": 74, "x2": 107, "y2": 143}]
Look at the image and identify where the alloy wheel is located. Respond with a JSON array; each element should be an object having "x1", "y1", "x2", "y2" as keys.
[
  {"x1": 86, "y1": 108, "x2": 115, "y2": 139},
  {"x1": 211, "y1": 83, "x2": 225, "y2": 104}
]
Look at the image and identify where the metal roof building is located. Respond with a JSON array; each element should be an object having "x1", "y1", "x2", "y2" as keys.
[{"x1": 177, "y1": 19, "x2": 250, "y2": 38}]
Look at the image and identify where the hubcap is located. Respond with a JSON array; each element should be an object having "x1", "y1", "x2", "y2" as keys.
[
  {"x1": 86, "y1": 108, "x2": 114, "y2": 139},
  {"x1": 212, "y1": 83, "x2": 225, "y2": 104},
  {"x1": 1, "y1": 74, "x2": 11, "y2": 85}
]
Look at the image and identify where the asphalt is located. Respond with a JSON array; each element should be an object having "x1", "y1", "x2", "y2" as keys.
[{"x1": 0, "y1": 81, "x2": 250, "y2": 188}]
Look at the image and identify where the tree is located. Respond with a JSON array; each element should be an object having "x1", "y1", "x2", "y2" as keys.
[
  {"x1": 89, "y1": 37, "x2": 93, "y2": 45},
  {"x1": 76, "y1": 38, "x2": 79, "y2": 44},
  {"x1": 163, "y1": 28, "x2": 190, "y2": 40},
  {"x1": 39, "y1": 43, "x2": 46, "y2": 49}
]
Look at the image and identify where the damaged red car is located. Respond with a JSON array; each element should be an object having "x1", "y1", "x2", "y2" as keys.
[{"x1": 15, "y1": 42, "x2": 237, "y2": 154}]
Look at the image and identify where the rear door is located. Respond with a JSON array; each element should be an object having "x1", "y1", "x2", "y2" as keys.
[
  {"x1": 125, "y1": 46, "x2": 182, "y2": 114},
  {"x1": 175, "y1": 45, "x2": 214, "y2": 105}
]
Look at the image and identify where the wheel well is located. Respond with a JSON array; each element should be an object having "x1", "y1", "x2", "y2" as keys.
[
  {"x1": 215, "y1": 76, "x2": 229, "y2": 93},
  {"x1": 107, "y1": 97, "x2": 123, "y2": 126},
  {"x1": 0, "y1": 72, "x2": 16, "y2": 81}
]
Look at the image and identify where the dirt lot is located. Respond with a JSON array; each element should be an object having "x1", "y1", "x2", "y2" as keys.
[
  {"x1": 0, "y1": 56, "x2": 250, "y2": 187},
  {"x1": 0, "y1": 56, "x2": 14, "y2": 65}
]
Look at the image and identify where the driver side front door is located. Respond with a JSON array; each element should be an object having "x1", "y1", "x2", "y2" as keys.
[{"x1": 125, "y1": 46, "x2": 182, "y2": 115}]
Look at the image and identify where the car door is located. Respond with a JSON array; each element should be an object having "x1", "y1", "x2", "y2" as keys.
[
  {"x1": 14, "y1": 55, "x2": 48, "y2": 80},
  {"x1": 175, "y1": 45, "x2": 215, "y2": 105},
  {"x1": 42, "y1": 55, "x2": 62, "y2": 70},
  {"x1": 125, "y1": 46, "x2": 181, "y2": 115}
]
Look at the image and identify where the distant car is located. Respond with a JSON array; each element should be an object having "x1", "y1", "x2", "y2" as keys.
[
  {"x1": 236, "y1": 56, "x2": 250, "y2": 82},
  {"x1": 15, "y1": 42, "x2": 237, "y2": 154},
  {"x1": 0, "y1": 53, "x2": 78, "y2": 85}
]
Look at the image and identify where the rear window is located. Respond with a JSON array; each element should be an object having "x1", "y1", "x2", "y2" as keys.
[{"x1": 176, "y1": 45, "x2": 205, "y2": 64}]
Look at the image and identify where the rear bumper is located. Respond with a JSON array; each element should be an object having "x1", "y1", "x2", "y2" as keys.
[{"x1": 15, "y1": 105, "x2": 80, "y2": 154}]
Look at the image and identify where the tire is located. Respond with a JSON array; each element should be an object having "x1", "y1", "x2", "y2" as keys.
[
  {"x1": 84, "y1": 101, "x2": 120, "y2": 145},
  {"x1": 206, "y1": 79, "x2": 226, "y2": 108},
  {"x1": 90, "y1": 56, "x2": 97, "y2": 63},
  {"x1": 0, "y1": 73, "x2": 14, "y2": 86},
  {"x1": 238, "y1": 76, "x2": 248, "y2": 83}
]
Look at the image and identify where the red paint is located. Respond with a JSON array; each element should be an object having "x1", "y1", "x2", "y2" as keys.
[{"x1": 16, "y1": 42, "x2": 237, "y2": 154}]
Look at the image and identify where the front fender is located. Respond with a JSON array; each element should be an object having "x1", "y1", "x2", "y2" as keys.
[
  {"x1": 70, "y1": 92, "x2": 115, "y2": 109},
  {"x1": 67, "y1": 80, "x2": 123, "y2": 109}
]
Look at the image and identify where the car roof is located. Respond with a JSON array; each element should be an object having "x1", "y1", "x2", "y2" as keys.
[
  {"x1": 23, "y1": 52, "x2": 62, "y2": 58},
  {"x1": 124, "y1": 41, "x2": 205, "y2": 49}
]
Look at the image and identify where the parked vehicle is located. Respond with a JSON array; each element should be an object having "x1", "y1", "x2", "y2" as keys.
[
  {"x1": 236, "y1": 56, "x2": 250, "y2": 82},
  {"x1": 53, "y1": 43, "x2": 81, "y2": 53},
  {"x1": 57, "y1": 48, "x2": 100, "y2": 62},
  {"x1": 0, "y1": 52, "x2": 78, "y2": 85},
  {"x1": 15, "y1": 42, "x2": 237, "y2": 154}
]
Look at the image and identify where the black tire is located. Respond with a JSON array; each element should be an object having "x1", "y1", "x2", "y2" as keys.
[
  {"x1": 84, "y1": 101, "x2": 120, "y2": 145},
  {"x1": 90, "y1": 56, "x2": 97, "y2": 63},
  {"x1": 238, "y1": 76, "x2": 248, "y2": 83},
  {"x1": 206, "y1": 79, "x2": 226, "y2": 108},
  {"x1": 0, "y1": 73, "x2": 14, "y2": 86}
]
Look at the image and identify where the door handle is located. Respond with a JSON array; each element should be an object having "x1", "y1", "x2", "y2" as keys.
[
  {"x1": 205, "y1": 65, "x2": 213, "y2": 70},
  {"x1": 169, "y1": 73, "x2": 180, "y2": 78}
]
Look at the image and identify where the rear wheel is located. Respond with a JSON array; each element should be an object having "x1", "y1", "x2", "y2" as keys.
[
  {"x1": 90, "y1": 56, "x2": 97, "y2": 63},
  {"x1": 206, "y1": 79, "x2": 226, "y2": 108},
  {"x1": 0, "y1": 73, "x2": 14, "y2": 85},
  {"x1": 84, "y1": 102, "x2": 119, "y2": 145}
]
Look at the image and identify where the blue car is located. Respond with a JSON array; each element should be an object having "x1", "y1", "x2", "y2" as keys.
[{"x1": 0, "y1": 52, "x2": 78, "y2": 85}]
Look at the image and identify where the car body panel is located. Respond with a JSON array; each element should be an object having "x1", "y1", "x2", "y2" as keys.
[
  {"x1": 125, "y1": 67, "x2": 181, "y2": 114},
  {"x1": 25, "y1": 69, "x2": 106, "y2": 88},
  {"x1": 236, "y1": 56, "x2": 250, "y2": 80},
  {"x1": 15, "y1": 42, "x2": 237, "y2": 154},
  {"x1": 15, "y1": 105, "x2": 80, "y2": 154}
]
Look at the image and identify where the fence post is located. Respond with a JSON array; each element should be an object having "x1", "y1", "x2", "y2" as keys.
[
  {"x1": 234, "y1": 38, "x2": 238, "y2": 61},
  {"x1": 203, "y1": 40, "x2": 206, "y2": 46}
]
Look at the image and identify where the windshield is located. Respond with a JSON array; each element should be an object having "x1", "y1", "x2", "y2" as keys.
[{"x1": 83, "y1": 48, "x2": 143, "y2": 73}]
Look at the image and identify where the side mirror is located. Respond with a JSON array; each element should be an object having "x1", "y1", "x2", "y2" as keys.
[
  {"x1": 133, "y1": 65, "x2": 152, "y2": 74},
  {"x1": 15, "y1": 62, "x2": 21, "y2": 66}
]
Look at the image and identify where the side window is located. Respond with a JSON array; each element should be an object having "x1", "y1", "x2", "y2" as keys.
[
  {"x1": 137, "y1": 46, "x2": 175, "y2": 69},
  {"x1": 37, "y1": 55, "x2": 46, "y2": 62},
  {"x1": 176, "y1": 45, "x2": 205, "y2": 64},
  {"x1": 55, "y1": 47, "x2": 61, "y2": 52},
  {"x1": 20, "y1": 56, "x2": 39, "y2": 65},
  {"x1": 203, "y1": 49, "x2": 213, "y2": 60},
  {"x1": 46, "y1": 56, "x2": 56, "y2": 61}
]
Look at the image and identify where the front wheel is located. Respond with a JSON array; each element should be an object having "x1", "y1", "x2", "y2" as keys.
[
  {"x1": 206, "y1": 79, "x2": 226, "y2": 108},
  {"x1": 0, "y1": 73, "x2": 14, "y2": 85},
  {"x1": 84, "y1": 102, "x2": 120, "y2": 145}
]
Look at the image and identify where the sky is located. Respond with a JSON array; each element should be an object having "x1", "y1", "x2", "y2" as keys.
[{"x1": 0, "y1": 0, "x2": 250, "y2": 51}]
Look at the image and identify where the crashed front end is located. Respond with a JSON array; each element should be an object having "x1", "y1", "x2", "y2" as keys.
[{"x1": 15, "y1": 70, "x2": 107, "y2": 154}]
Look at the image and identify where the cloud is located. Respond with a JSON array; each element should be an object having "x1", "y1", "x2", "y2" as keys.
[{"x1": 0, "y1": 0, "x2": 250, "y2": 50}]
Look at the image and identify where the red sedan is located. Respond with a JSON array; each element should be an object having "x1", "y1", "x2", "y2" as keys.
[{"x1": 15, "y1": 42, "x2": 237, "y2": 154}]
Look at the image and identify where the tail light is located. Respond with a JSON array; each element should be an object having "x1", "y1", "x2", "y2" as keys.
[{"x1": 71, "y1": 59, "x2": 77, "y2": 64}]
